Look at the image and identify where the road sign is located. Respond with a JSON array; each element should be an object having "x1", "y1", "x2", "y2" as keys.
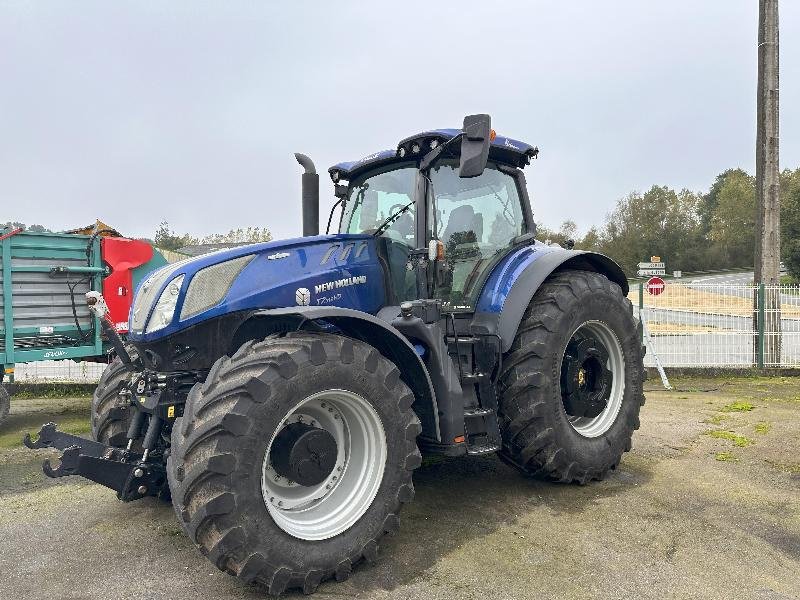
[
  {"x1": 638, "y1": 262, "x2": 665, "y2": 269},
  {"x1": 650, "y1": 256, "x2": 661, "y2": 262},
  {"x1": 646, "y1": 276, "x2": 665, "y2": 296},
  {"x1": 673, "y1": 270, "x2": 682, "y2": 278},
  {"x1": 638, "y1": 269, "x2": 666, "y2": 277}
]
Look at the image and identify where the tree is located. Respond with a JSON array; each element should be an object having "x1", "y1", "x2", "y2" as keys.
[
  {"x1": 534, "y1": 220, "x2": 578, "y2": 247},
  {"x1": 2, "y1": 221, "x2": 50, "y2": 232},
  {"x1": 153, "y1": 221, "x2": 199, "y2": 251},
  {"x1": 152, "y1": 222, "x2": 272, "y2": 251},
  {"x1": 579, "y1": 226, "x2": 602, "y2": 252},
  {"x1": 707, "y1": 170, "x2": 756, "y2": 268},
  {"x1": 598, "y1": 185, "x2": 703, "y2": 276},
  {"x1": 202, "y1": 227, "x2": 272, "y2": 244},
  {"x1": 780, "y1": 168, "x2": 800, "y2": 279}
]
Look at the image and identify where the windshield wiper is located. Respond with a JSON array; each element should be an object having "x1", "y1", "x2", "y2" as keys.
[{"x1": 372, "y1": 200, "x2": 414, "y2": 237}]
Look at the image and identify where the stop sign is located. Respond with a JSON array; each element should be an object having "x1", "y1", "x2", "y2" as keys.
[{"x1": 646, "y1": 276, "x2": 665, "y2": 296}]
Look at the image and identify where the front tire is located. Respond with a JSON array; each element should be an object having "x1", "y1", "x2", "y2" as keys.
[
  {"x1": 498, "y1": 270, "x2": 645, "y2": 483},
  {"x1": 168, "y1": 332, "x2": 421, "y2": 595},
  {"x1": 91, "y1": 355, "x2": 136, "y2": 448}
]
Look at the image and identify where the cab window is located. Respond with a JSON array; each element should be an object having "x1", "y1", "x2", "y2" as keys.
[
  {"x1": 339, "y1": 165, "x2": 418, "y2": 302},
  {"x1": 339, "y1": 166, "x2": 417, "y2": 245},
  {"x1": 430, "y1": 162, "x2": 525, "y2": 309}
]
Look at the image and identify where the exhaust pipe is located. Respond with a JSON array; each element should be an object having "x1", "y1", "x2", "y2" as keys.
[{"x1": 295, "y1": 153, "x2": 319, "y2": 237}]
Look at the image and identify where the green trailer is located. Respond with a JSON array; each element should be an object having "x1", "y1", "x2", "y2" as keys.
[{"x1": 0, "y1": 227, "x2": 167, "y2": 425}]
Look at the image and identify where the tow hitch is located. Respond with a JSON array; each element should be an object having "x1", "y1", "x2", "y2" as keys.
[{"x1": 23, "y1": 422, "x2": 166, "y2": 501}]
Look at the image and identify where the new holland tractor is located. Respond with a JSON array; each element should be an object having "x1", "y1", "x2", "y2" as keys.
[{"x1": 24, "y1": 115, "x2": 644, "y2": 595}]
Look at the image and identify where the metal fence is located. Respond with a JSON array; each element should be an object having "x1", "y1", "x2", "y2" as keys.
[
  {"x1": 633, "y1": 282, "x2": 800, "y2": 367},
  {"x1": 12, "y1": 359, "x2": 108, "y2": 383}
]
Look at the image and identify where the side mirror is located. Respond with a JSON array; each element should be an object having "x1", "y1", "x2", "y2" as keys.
[{"x1": 459, "y1": 114, "x2": 492, "y2": 178}]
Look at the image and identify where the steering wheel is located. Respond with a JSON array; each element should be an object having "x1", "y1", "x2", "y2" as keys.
[{"x1": 381, "y1": 203, "x2": 414, "y2": 242}]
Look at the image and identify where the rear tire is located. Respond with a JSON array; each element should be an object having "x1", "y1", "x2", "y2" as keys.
[
  {"x1": 91, "y1": 354, "x2": 136, "y2": 448},
  {"x1": 498, "y1": 270, "x2": 645, "y2": 483},
  {"x1": 0, "y1": 385, "x2": 10, "y2": 427},
  {"x1": 168, "y1": 332, "x2": 421, "y2": 595}
]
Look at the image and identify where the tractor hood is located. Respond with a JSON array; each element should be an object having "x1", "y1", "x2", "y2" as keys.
[{"x1": 126, "y1": 234, "x2": 386, "y2": 343}]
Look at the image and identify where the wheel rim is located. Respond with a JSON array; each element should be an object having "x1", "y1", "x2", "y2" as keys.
[
  {"x1": 560, "y1": 320, "x2": 625, "y2": 438},
  {"x1": 261, "y1": 389, "x2": 387, "y2": 540}
]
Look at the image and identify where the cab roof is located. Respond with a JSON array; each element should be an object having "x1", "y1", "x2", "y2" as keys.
[{"x1": 328, "y1": 128, "x2": 538, "y2": 183}]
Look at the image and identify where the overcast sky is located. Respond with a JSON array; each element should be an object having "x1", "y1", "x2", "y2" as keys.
[{"x1": 1, "y1": 1, "x2": 798, "y2": 241}]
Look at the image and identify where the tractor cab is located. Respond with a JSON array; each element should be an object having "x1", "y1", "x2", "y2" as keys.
[{"x1": 329, "y1": 116, "x2": 539, "y2": 311}]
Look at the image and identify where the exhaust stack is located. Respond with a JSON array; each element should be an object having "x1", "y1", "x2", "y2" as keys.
[{"x1": 295, "y1": 153, "x2": 319, "y2": 237}]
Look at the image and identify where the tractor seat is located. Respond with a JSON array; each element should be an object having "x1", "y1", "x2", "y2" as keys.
[{"x1": 442, "y1": 205, "x2": 483, "y2": 248}]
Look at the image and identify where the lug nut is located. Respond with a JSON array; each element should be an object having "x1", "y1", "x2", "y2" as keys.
[
  {"x1": 133, "y1": 468, "x2": 144, "y2": 478},
  {"x1": 137, "y1": 485, "x2": 148, "y2": 495}
]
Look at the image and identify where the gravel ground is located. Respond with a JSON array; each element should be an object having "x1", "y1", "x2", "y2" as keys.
[{"x1": 0, "y1": 376, "x2": 798, "y2": 600}]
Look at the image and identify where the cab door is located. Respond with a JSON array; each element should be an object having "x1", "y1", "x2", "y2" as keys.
[{"x1": 428, "y1": 161, "x2": 530, "y2": 311}]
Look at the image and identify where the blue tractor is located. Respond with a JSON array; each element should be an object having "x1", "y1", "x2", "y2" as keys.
[{"x1": 25, "y1": 115, "x2": 644, "y2": 595}]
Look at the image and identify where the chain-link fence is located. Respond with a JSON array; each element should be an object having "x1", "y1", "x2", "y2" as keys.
[{"x1": 632, "y1": 282, "x2": 800, "y2": 367}]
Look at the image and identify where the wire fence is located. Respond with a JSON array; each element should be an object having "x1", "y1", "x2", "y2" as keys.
[{"x1": 632, "y1": 282, "x2": 800, "y2": 367}]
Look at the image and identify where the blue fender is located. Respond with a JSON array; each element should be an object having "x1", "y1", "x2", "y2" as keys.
[
  {"x1": 234, "y1": 306, "x2": 440, "y2": 441},
  {"x1": 472, "y1": 244, "x2": 628, "y2": 353}
]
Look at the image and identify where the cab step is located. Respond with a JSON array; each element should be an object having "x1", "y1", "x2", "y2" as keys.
[
  {"x1": 459, "y1": 372, "x2": 487, "y2": 384},
  {"x1": 464, "y1": 407, "x2": 493, "y2": 418},
  {"x1": 466, "y1": 443, "x2": 501, "y2": 456}
]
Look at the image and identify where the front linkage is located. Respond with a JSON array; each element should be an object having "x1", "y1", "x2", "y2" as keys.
[
  {"x1": 23, "y1": 422, "x2": 166, "y2": 501},
  {"x1": 22, "y1": 291, "x2": 192, "y2": 501}
]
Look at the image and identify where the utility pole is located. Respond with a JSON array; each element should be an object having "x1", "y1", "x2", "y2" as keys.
[{"x1": 754, "y1": 0, "x2": 780, "y2": 366}]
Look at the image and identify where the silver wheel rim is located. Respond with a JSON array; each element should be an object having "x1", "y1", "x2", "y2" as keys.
[
  {"x1": 561, "y1": 320, "x2": 625, "y2": 438},
  {"x1": 261, "y1": 389, "x2": 387, "y2": 541}
]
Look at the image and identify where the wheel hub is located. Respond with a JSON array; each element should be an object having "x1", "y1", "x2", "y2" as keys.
[
  {"x1": 561, "y1": 333, "x2": 613, "y2": 419},
  {"x1": 270, "y1": 422, "x2": 337, "y2": 487},
  {"x1": 261, "y1": 390, "x2": 388, "y2": 540}
]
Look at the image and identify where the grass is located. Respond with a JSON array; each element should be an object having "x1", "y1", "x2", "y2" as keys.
[
  {"x1": 9, "y1": 384, "x2": 93, "y2": 399},
  {"x1": 705, "y1": 429, "x2": 754, "y2": 448},
  {"x1": 715, "y1": 452, "x2": 738, "y2": 462},
  {"x1": 0, "y1": 415, "x2": 91, "y2": 450},
  {"x1": 753, "y1": 422, "x2": 771, "y2": 434},
  {"x1": 720, "y1": 401, "x2": 755, "y2": 412},
  {"x1": 704, "y1": 414, "x2": 728, "y2": 425}
]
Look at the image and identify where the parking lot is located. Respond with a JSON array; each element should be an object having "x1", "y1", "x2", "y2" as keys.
[{"x1": 1, "y1": 376, "x2": 798, "y2": 600}]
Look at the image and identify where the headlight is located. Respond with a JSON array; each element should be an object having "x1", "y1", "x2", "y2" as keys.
[{"x1": 145, "y1": 274, "x2": 185, "y2": 333}]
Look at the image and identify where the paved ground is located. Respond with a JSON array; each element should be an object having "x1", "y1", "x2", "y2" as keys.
[{"x1": 1, "y1": 377, "x2": 798, "y2": 600}]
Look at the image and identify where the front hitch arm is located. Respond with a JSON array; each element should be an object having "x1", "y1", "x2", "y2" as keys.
[{"x1": 23, "y1": 422, "x2": 167, "y2": 502}]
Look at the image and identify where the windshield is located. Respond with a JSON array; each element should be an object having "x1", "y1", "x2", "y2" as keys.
[{"x1": 339, "y1": 166, "x2": 417, "y2": 245}]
